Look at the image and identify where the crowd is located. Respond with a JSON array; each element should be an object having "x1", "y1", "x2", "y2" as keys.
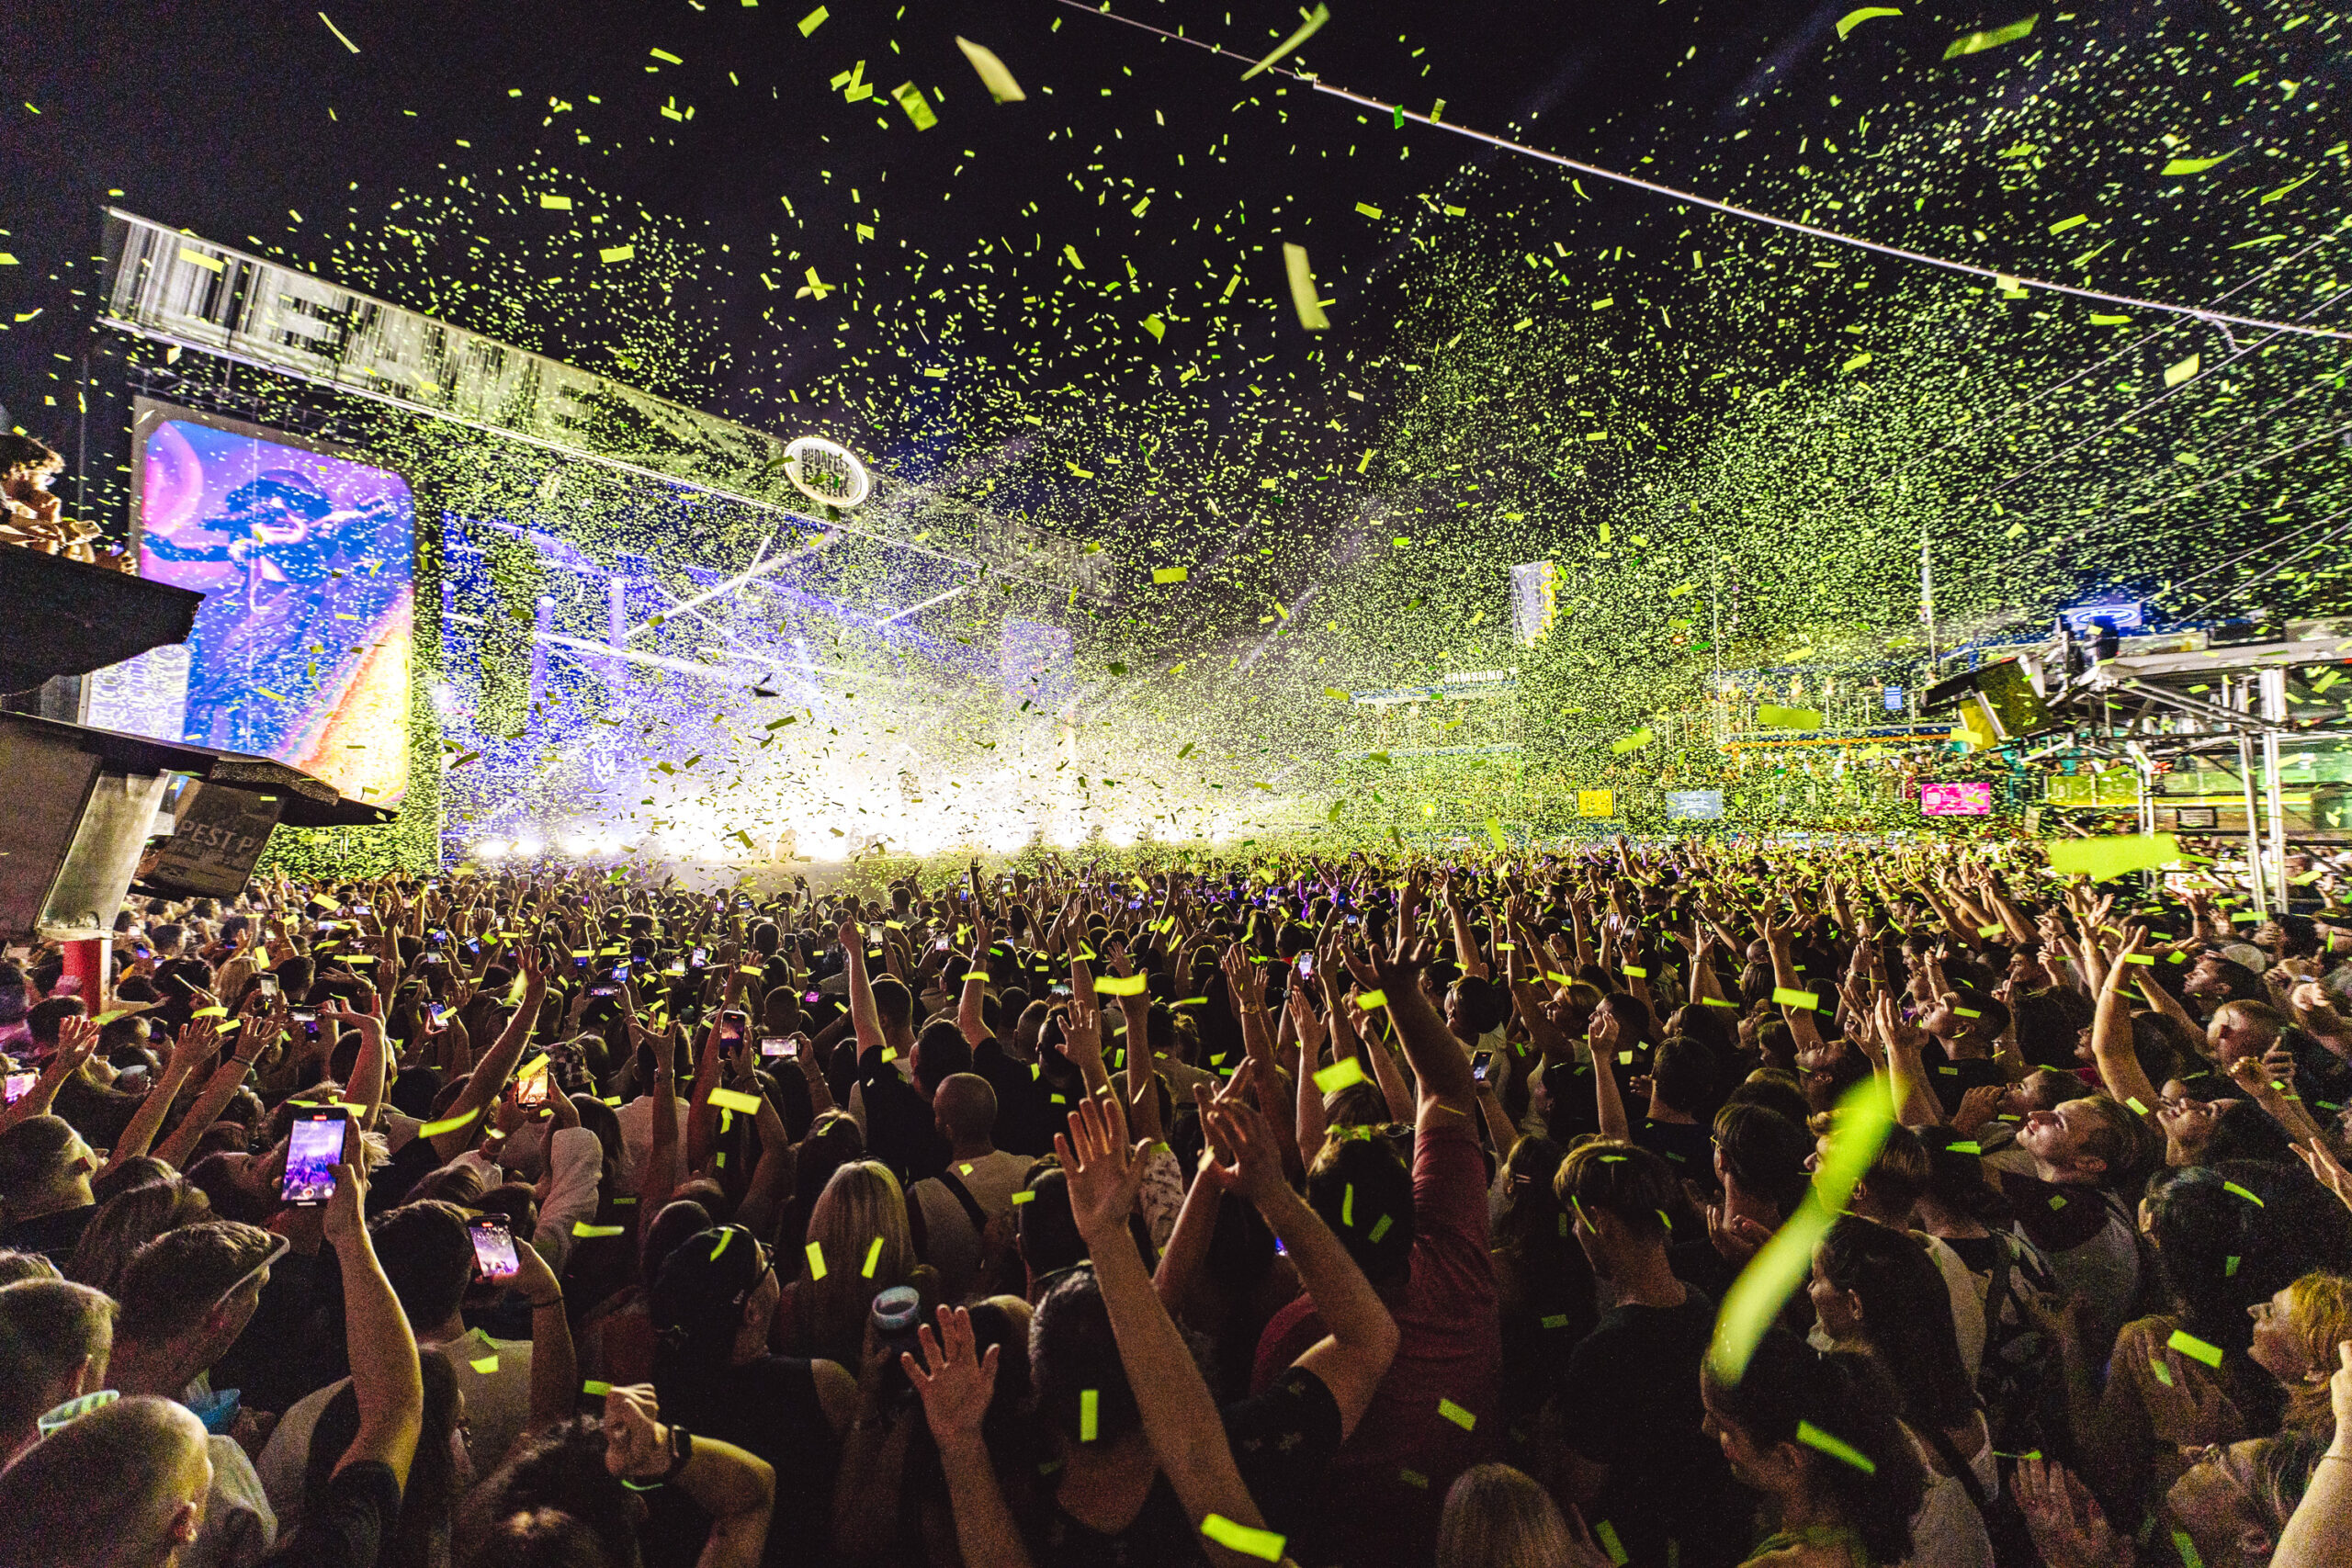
[{"x1": 3, "y1": 840, "x2": 2352, "y2": 1568}]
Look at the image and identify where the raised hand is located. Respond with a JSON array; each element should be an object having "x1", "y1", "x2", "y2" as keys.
[
  {"x1": 1055, "y1": 1092, "x2": 1149, "y2": 1247},
  {"x1": 904, "y1": 1305, "x2": 1001, "y2": 1445},
  {"x1": 1202, "y1": 1096, "x2": 1290, "y2": 1212}
]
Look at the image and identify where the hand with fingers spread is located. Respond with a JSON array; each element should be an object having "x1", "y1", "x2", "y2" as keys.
[
  {"x1": 1056, "y1": 1092, "x2": 1150, "y2": 1249},
  {"x1": 904, "y1": 1305, "x2": 1001, "y2": 1446},
  {"x1": 1199, "y1": 1095, "x2": 1291, "y2": 1213},
  {"x1": 2012, "y1": 1456, "x2": 2129, "y2": 1568}
]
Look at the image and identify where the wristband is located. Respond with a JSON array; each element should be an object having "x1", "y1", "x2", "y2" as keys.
[{"x1": 661, "y1": 1423, "x2": 694, "y2": 1483}]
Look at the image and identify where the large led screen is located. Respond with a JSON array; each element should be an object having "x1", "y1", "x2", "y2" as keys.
[
  {"x1": 1920, "y1": 782, "x2": 1993, "y2": 817},
  {"x1": 91, "y1": 403, "x2": 413, "y2": 805}
]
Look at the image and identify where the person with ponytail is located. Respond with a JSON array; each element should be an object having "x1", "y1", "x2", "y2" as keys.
[
  {"x1": 648, "y1": 1224, "x2": 857, "y2": 1567},
  {"x1": 1699, "y1": 1329, "x2": 1928, "y2": 1568}
]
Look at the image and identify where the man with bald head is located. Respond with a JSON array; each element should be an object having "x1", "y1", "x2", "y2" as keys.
[{"x1": 908, "y1": 1072, "x2": 1030, "y2": 1301}]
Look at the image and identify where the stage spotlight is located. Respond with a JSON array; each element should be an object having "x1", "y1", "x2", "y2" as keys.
[
  {"x1": 514, "y1": 836, "x2": 545, "y2": 857},
  {"x1": 476, "y1": 840, "x2": 509, "y2": 859}
]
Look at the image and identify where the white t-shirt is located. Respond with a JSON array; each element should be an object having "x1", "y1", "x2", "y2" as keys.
[
  {"x1": 909, "y1": 1149, "x2": 1031, "y2": 1303},
  {"x1": 258, "y1": 1327, "x2": 532, "y2": 1530},
  {"x1": 613, "y1": 1093, "x2": 689, "y2": 1188}
]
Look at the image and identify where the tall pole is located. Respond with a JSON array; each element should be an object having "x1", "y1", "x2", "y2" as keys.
[
  {"x1": 1921, "y1": 525, "x2": 1937, "y2": 672},
  {"x1": 2259, "y1": 667, "x2": 2290, "y2": 906},
  {"x1": 2237, "y1": 732, "x2": 2268, "y2": 917}
]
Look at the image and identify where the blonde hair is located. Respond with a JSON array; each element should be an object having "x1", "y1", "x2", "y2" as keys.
[
  {"x1": 796, "y1": 1160, "x2": 916, "y2": 1364},
  {"x1": 2280, "y1": 1272, "x2": 2352, "y2": 1435},
  {"x1": 66, "y1": 1179, "x2": 212, "y2": 1300},
  {"x1": 1436, "y1": 1463, "x2": 1574, "y2": 1568}
]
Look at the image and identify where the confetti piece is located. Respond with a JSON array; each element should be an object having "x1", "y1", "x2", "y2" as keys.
[
  {"x1": 709, "y1": 1087, "x2": 763, "y2": 1114},
  {"x1": 1437, "y1": 1396, "x2": 1476, "y2": 1430},
  {"x1": 955, "y1": 37, "x2": 1025, "y2": 103},
  {"x1": 599, "y1": 244, "x2": 635, "y2": 264},
  {"x1": 862, "y1": 1235, "x2": 885, "y2": 1277},
  {"x1": 1355, "y1": 988, "x2": 1388, "y2": 1010},
  {"x1": 572, "y1": 1222, "x2": 627, "y2": 1238},
  {"x1": 470, "y1": 1354, "x2": 500, "y2": 1374},
  {"x1": 1836, "y1": 6, "x2": 1902, "y2": 39},
  {"x1": 582, "y1": 1380, "x2": 612, "y2": 1396},
  {"x1": 1094, "y1": 972, "x2": 1149, "y2": 996},
  {"x1": 1152, "y1": 566, "x2": 1189, "y2": 585},
  {"x1": 2044, "y1": 834, "x2": 2180, "y2": 882},
  {"x1": 1771, "y1": 986, "x2": 1820, "y2": 1010},
  {"x1": 1710, "y1": 1080, "x2": 1893, "y2": 1382},
  {"x1": 1079, "y1": 1387, "x2": 1099, "y2": 1440},
  {"x1": 888, "y1": 82, "x2": 938, "y2": 130},
  {"x1": 2161, "y1": 152, "x2": 2234, "y2": 176},
  {"x1": 2167, "y1": 1329, "x2": 2224, "y2": 1369},
  {"x1": 1240, "y1": 4, "x2": 1330, "y2": 80},
  {"x1": 1593, "y1": 1519, "x2": 1630, "y2": 1565},
  {"x1": 318, "y1": 11, "x2": 360, "y2": 52},
  {"x1": 420, "y1": 1107, "x2": 483, "y2": 1138},
  {"x1": 806, "y1": 1241, "x2": 828, "y2": 1279},
  {"x1": 1943, "y1": 14, "x2": 2036, "y2": 60},
  {"x1": 1756, "y1": 704, "x2": 1825, "y2": 729},
  {"x1": 1201, "y1": 1516, "x2": 1285, "y2": 1561},
  {"x1": 797, "y1": 5, "x2": 827, "y2": 35},
  {"x1": 1283, "y1": 243, "x2": 1329, "y2": 331},
  {"x1": 1314, "y1": 1055, "x2": 1368, "y2": 1093},
  {"x1": 1796, "y1": 1420, "x2": 1878, "y2": 1473}
]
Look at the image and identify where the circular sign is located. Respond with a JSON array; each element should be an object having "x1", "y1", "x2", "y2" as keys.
[{"x1": 781, "y1": 435, "x2": 872, "y2": 509}]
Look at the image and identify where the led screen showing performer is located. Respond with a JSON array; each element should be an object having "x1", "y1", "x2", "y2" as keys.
[{"x1": 115, "y1": 402, "x2": 413, "y2": 806}]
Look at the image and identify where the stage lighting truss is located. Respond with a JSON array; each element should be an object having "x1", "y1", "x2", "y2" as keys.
[{"x1": 2012, "y1": 617, "x2": 2352, "y2": 914}]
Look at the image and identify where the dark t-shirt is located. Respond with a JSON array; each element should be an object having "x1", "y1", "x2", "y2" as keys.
[
  {"x1": 264, "y1": 1460, "x2": 401, "y2": 1568},
  {"x1": 973, "y1": 1038, "x2": 1055, "y2": 1156},
  {"x1": 651, "y1": 1353, "x2": 838, "y2": 1568},
  {"x1": 1555, "y1": 1285, "x2": 1748, "y2": 1568},
  {"x1": 1920, "y1": 1045, "x2": 2007, "y2": 1116},
  {"x1": 1633, "y1": 1117, "x2": 1713, "y2": 1179},
  {"x1": 1031, "y1": 1366, "x2": 1342, "y2": 1568},
  {"x1": 855, "y1": 1047, "x2": 947, "y2": 1184},
  {"x1": 0, "y1": 1202, "x2": 95, "y2": 1262}
]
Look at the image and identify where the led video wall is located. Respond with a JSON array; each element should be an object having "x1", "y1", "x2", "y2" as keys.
[{"x1": 85, "y1": 401, "x2": 414, "y2": 805}]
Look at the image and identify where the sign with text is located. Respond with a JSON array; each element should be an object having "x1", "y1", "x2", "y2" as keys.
[{"x1": 137, "y1": 783, "x2": 284, "y2": 898}]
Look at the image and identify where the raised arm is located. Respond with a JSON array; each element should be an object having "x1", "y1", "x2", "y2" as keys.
[
  {"x1": 842, "y1": 919, "x2": 884, "y2": 1056},
  {"x1": 431, "y1": 953, "x2": 548, "y2": 1160},
  {"x1": 2087, "y1": 929, "x2": 2164, "y2": 1127},
  {"x1": 904, "y1": 1305, "x2": 1035, "y2": 1568},
  {"x1": 1205, "y1": 1096, "x2": 1398, "y2": 1438},
  {"x1": 154, "y1": 1016, "x2": 271, "y2": 1170},
  {"x1": 321, "y1": 1155, "x2": 424, "y2": 1486},
  {"x1": 0, "y1": 1015, "x2": 100, "y2": 1137},
  {"x1": 1060, "y1": 1094, "x2": 1282, "y2": 1568},
  {"x1": 98, "y1": 1018, "x2": 213, "y2": 1177},
  {"x1": 1589, "y1": 1008, "x2": 1633, "y2": 1145}
]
